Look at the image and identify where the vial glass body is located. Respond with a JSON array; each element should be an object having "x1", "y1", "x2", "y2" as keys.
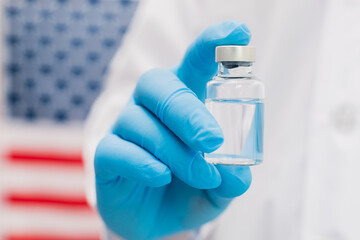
[{"x1": 205, "y1": 62, "x2": 265, "y2": 165}]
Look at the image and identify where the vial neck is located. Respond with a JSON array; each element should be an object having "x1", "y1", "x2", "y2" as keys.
[{"x1": 217, "y1": 61, "x2": 253, "y2": 78}]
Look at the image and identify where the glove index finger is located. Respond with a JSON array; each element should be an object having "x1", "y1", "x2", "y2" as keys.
[
  {"x1": 134, "y1": 68, "x2": 223, "y2": 153},
  {"x1": 175, "y1": 21, "x2": 251, "y2": 100}
]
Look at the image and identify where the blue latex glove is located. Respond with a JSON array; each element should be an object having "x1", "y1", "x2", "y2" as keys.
[{"x1": 95, "y1": 21, "x2": 252, "y2": 240}]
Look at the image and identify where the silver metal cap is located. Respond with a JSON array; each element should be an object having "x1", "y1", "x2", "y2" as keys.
[{"x1": 215, "y1": 45, "x2": 256, "y2": 62}]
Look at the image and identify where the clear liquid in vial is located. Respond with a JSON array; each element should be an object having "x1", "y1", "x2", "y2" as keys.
[{"x1": 205, "y1": 98, "x2": 263, "y2": 165}]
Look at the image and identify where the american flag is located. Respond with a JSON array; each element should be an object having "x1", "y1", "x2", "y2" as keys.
[{"x1": 0, "y1": 0, "x2": 138, "y2": 239}]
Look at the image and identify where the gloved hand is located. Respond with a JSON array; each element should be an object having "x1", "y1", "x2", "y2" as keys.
[{"x1": 95, "y1": 21, "x2": 252, "y2": 240}]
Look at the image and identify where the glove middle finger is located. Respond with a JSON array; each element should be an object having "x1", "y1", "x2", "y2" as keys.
[{"x1": 113, "y1": 102, "x2": 221, "y2": 189}]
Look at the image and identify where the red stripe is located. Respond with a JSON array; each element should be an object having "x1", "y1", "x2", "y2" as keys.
[
  {"x1": 4, "y1": 192, "x2": 92, "y2": 210},
  {"x1": 5, "y1": 149, "x2": 83, "y2": 167},
  {"x1": 4, "y1": 234, "x2": 100, "y2": 240}
]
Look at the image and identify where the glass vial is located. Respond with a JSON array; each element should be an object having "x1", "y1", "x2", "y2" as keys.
[{"x1": 205, "y1": 46, "x2": 265, "y2": 165}]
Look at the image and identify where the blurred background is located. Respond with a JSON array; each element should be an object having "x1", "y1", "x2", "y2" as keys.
[{"x1": 0, "y1": 0, "x2": 138, "y2": 239}]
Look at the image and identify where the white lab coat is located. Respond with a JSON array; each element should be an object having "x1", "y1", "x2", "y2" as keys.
[{"x1": 84, "y1": 0, "x2": 360, "y2": 239}]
